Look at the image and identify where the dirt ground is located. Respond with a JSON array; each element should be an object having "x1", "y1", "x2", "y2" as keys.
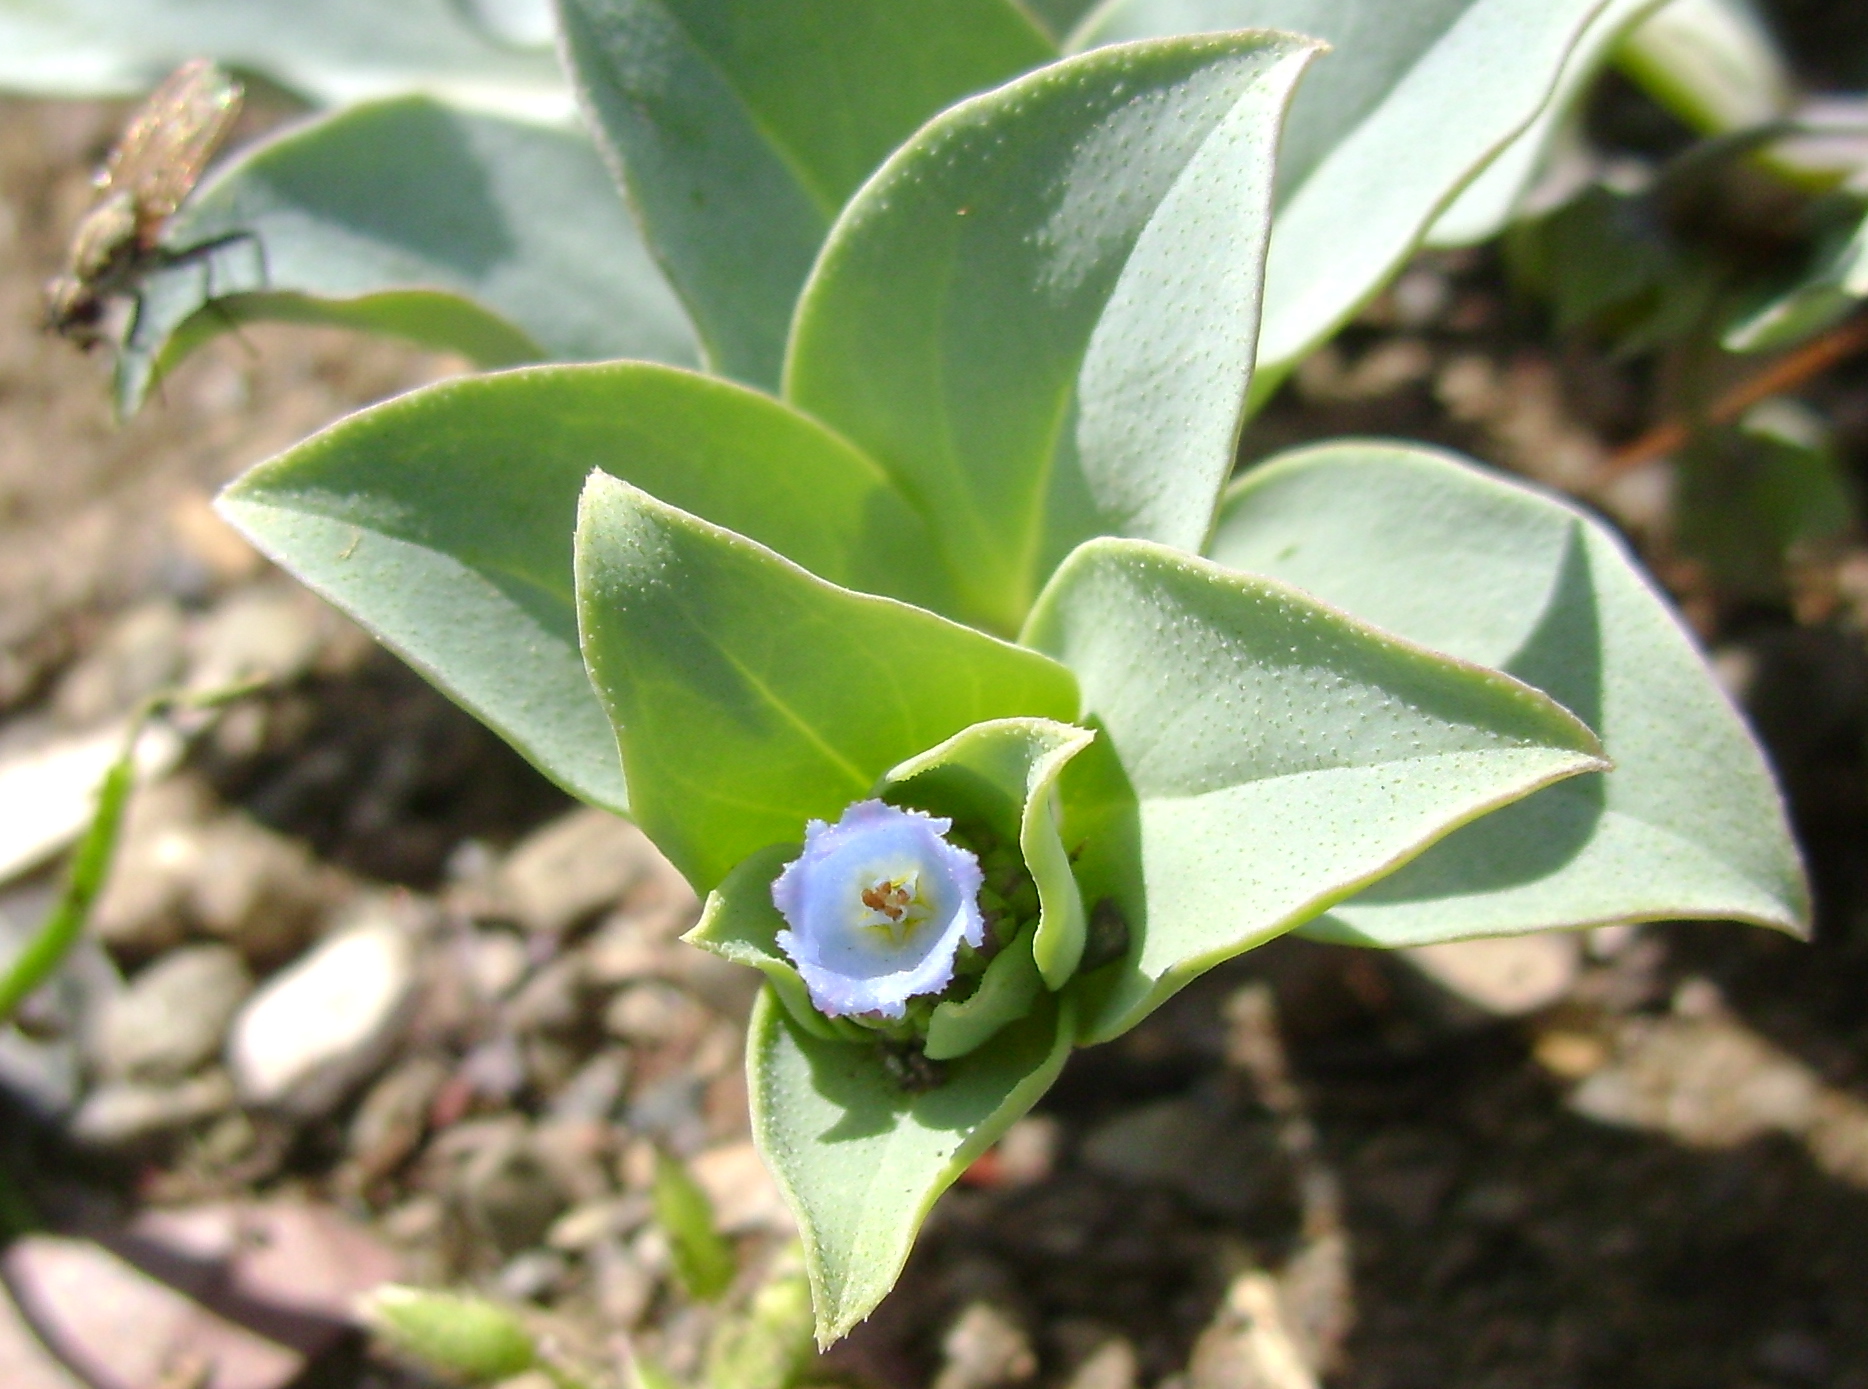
[{"x1": 5, "y1": 50, "x2": 1868, "y2": 1389}]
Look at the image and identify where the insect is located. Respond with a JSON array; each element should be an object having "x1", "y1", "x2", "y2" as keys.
[{"x1": 44, "y1": 58, "x2": 247, "y2": 349}]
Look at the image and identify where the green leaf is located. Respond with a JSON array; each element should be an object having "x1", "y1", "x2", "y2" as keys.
[
  {"x1": 1207, "y1": 441, "x2": 1809, "y2": 947},
  {"x1": 1026, "y1": 0, "x2": 1104, "y2": 43},
  {"x1": 922, "y1": 923, "x2": 1044, "y2": 1062},
  {"x1": 574, "y1": 475, "x2": 1080, "y2": 891},
  {"x1": 1725, "y1": 207, "x2": 1868, "y2": 353},
  {"x1": 0, "y1": 0, "x2": 570, "y2": 116},
  {"x1": 788, "y1": 33, "x2": 1319, "y2": 635},
  {"x1": 1614, "y1": 0, "x2": 1791, "y2": 137},
  {"x1": 749, "y1": 984, "x2": 1074, "y2": 1345},
  {"x1": 882, "y1": 717, "x2": 1095, "y2": 990},
  {"x1": 654, "y1": 1149, "x2": 738, "y2": 1301},
  {"x1": 122, "y1": 97, "x2": 698, "y2": 412},
  {"x1": 1675, "y1": 401, "x2": 1856, "y2": 598},
  {"x1": 0, "y1": 731, "x2": 137, "y2": 1023},
  {"x1": 1504, "y1": 182, "x2": 1690, "y2": 344},
  {"x1": 219, "y1": 361, "x2": 946, "y2": 813},
  {"x1": 0, "y1": 679, "x2": 256, "y2": 1023},
  {"x1": 1022, "y1": 537, "x2": 1609, "y2": 1042},
  {"x1": 360, "y1": 1285, "x2": 538, "y2": 1382},
  {"x1": 557, "y1": 0, "x2": 1053, "y2": 389},
  {"x1": 1076, "y1": 0, "x2": 1619, "y2": 385},
  {"x1": 1429, "y1": 0, "x2": 1665, "y2": 248},
  {"x1": 701, "y1": 1249, "x2": 816, "y2": 1389},
  {"x1": 687, "y1": 716, "x2": 1094, "y2": 1059}
]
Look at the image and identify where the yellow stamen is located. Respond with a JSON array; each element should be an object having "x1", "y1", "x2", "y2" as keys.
[{"x1": 855, "y1": 871, "x2": 933, "y2": 945}]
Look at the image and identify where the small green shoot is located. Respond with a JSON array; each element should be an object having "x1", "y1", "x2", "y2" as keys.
[
  {"x1": 0, "y1": 678, "x2": 266, "y2": 1025},
  {"x1": 360, "y1": 1285, "x2": 539, "y2": 1382},
  {"x1": 653, "y1": 1148, "x2": 736, "y2": 1302}
]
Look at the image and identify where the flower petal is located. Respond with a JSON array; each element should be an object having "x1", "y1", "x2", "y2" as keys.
[{"x1": 771, "y1": 799, "x2": 984, "y2": 1019}]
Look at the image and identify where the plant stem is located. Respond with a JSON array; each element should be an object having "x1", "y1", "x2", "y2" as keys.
[
  {"x1": 0, "y1": 677, "x2": 268, "y2": 1024},
  {"x1": 1607, "y1": 310, "x2": 1868, "y2": 475},
  {"x1": 0, "y1": 736, "x2": 138, "y2": 1023}
]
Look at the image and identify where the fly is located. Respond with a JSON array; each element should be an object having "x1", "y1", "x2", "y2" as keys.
[{"x1": 44, "y1": 59, "x2": 247, "y2": 349}]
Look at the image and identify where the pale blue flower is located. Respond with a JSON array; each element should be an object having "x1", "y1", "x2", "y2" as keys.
[{"x1": 771, "y1": 799, "x2": 986, "y2": 1020}]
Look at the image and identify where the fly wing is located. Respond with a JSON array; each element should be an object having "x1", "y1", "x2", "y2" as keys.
[{"x1": 100, "y1": 59, "x2": 243, "y2": 232}]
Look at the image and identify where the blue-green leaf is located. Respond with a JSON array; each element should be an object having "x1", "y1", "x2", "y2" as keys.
[
  {"x1": 0, "y1": 0, "x2": 569, "y2": 116},
  {"x1": 574, "y1": 475, "x2": 1079, "y2": 890},
  {"x1": 1023, "y1": 537, "x2": 1609, "y2": 1041},
  {"x1": 1076, "y1": 0, "x2": 1621, "y2": 385},
  {"x1": 749, "y1": 985, "x2": 1074, "y2": 1344},
  {"x1": 558, "y1": 0, "x2": 1053, "y2": 388},
  {"x1": 883, "y1": 717, "x2": 1095, "y2": 990},
  {"x1": 789, "y1": 33, "x2": 1319, "y2": 634},
  {"x1": 1207, "y1": 441, "x2": 1810, "y2": 946},
  {"x1": 122, "y1": 97, "x2": 696, "y2": 411},
  {"x1": 220, "y1": 362, "x2": 942, "y2": 813}
]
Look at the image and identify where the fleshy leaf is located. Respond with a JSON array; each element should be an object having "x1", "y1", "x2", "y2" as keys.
[
  {"x1": 360, "y1": 1287, "x2": 537, "y2": 1383},
  {"x1": 218, "y1": 361, "x2": 948, "y2": 812},
  {"x1": 1207, "y1": 441, "x2": 1809, "y2": 946},
  {"x1": 749, "y1": 985, "x2": 1074, "y2": 1345},
  {"x1": 1614, "y1": 0, "x2": 1792, "y2": 138},
  {"x1": 1428, "y1": 0, "x2": 1664, "y2": 248},
  {"x1": 558, "y1": 0, "x2": 1053, "y2": 388},
  {"x1": 1029, "y1": 0, "x2": 1104, "y2": 43},
  {"x1": 121, "y1": 97, "x2": 697, "y2": 412},
  {"x1": 1075, "y1": 0, "x2": 1617, "y2": 387},
  {"x1": 0, "y1": 0, "x2": 570, "y2": 118},
  {"x1": 1442, "y1": 0, "x2": 1802, "y2": 248},
  {"x1": 923, "y1": 924, "x2": 1044, "y2": 1062},
  {"x1": 787, "y1": 33, "x2": 1320, "y2": 634},
  {"x1": 654, "y1": 1149, "x2": 737, "y2": 1300},
  {"x1": 573, "y1": 475, "x2": 1080, "y2": 891},
  {"x1": 882, "y1": 717, "x2": 1096, "y2": 989},
  {"x1": 1725, "y1": 208, "x2": 1868, "y2": 353},
  {"x1": 1675, "y1": 404, "x2": 1855, "y2": 599},
  {"x1": 1021, "y1": 537, "x2": 1609, "y2": 1042}
]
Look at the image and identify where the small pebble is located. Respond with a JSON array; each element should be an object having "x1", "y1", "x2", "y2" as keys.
[
  {"x1": 1403, "y1": 935, "x2": 1580, "y2": 1018},
  {"x1": 186, "y1": 582, "x2": 330, "y2": 690},
  {"x1": 497, "y1": 807, "x2": 664, "y2": 935},
  {"x1": 52, "y1": 600, "x2": 185, "y2": 728},
  {"x1": 346, "y1": 1054, "x2": 449, "y2": 1186},
  {"x1": 935, "y1": 1302, "x2": 1037, "y2": 1389},
  {"x1": 604, "y1": 981, "x2": 707, "y2": 1046},
  {"x1": 504, "y1": 956, "x2": 585, "y2": 1036},
  {"x1": 227, "y1": 908, "x2": 418, "y2": 1116},
  {"x1": 89, "y1": 943, "x2": 251, "y2": 1083},
  {"x1": 545, "y1": 1195, "x2": 649, "y2": 1252},
  {"x1": 590, "y1": 1238, "x2": 656, "y2": 1327},
  {"x1": 545, "y1": 1049, "x2": 629, "y2": 1125},
  {"x1": 690, "y1": 1141, "x2": 794, "y2": 1236},
  {"x1": 1064, "y1": 1338, "x2": 1138, "y2": 1389},
  {"x1": 69, "y1": 1070, "x2": 236, "y2": 1148},
  {"x1": 460, "y1": 1131, "x2": 570, "y2": 1256},
  {"x1": 495, "y1": 1248, "x2": 567, "y2": 1303},
  {"x1": 465, "y1": 928, "x2": 530, "y2": 1002}
]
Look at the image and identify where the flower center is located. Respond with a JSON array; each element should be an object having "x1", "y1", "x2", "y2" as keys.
[{"x1": 854, "y1": 870, "x2": 934, "y2": 945}]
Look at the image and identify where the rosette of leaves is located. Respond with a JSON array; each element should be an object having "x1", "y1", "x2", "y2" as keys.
[{"x1": 216, "y1": 29, "x2": 1805, "y2": 1344}]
